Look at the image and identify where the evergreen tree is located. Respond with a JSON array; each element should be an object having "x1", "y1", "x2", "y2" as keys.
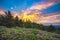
[
  {"x1": 0, "y1": 15, "x2": 5, "y2": 26},
  {"x1": 14, "y1": 16, "x2": 20, "y2": 26},
  {"x1": 19, "y1": 20, "x2": 23, "y2": 27},
  {"x1": 23, "y1": 21, "x2": 32, "y2": 28},
  {"x1": 4, "y1": 11, "x2": 15, "y2": 27},
  {"x1": 47, "y1": 24, "x2": 56, "y2": 32},
  {"x1": 37, "y1": 24, "x2": 46, "y2": 30}
]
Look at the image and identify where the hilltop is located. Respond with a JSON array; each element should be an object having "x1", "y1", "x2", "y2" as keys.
[{"x1": 0, "y1": 27, "x2": 60, "y2": 40}]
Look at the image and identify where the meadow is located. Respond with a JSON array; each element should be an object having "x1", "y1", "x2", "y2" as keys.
[{"x1": 0, "y1": 27, "x2": 60, "y2": 40}]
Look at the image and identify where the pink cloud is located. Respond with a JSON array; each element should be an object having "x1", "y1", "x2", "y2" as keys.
[
  {"x1": 28, "y1": 2, "x2": 55, "y2": 10},
  {"x1": 36, "y1": 14, "x2": 60, "y2": 24},
  {"x1": 0, "y1": 10, "x2": 5, "y2": 15}
]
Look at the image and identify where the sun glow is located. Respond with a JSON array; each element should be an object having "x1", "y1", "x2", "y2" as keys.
[
  {"x1": 13, "y1": 11, "x2": 40, "y2": 22},
  {"x1": 22, "y1": 14, "x2": 37, "y2": 22},
  {"x1": 21, "y1": 11, "x2": 39, "y2": 22}
]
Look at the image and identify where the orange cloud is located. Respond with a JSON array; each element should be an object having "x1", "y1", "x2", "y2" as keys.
[
  {"x1": 36, "y1": 14, "x2": 60, "y2": 24},
  {"x1": 29, "y1": 2, "x2": 55, "y2": 10},
  {"x1": 54, "y1": 20, "x2": 60, "y2": 23},
  {"x1": 0, "y1": 10, "x2": 5, "y2": 15},
  {"x1": 42, "y1": 14, "x2": 60, "y2": 19},
  {"x1": 13, "y1": 12, "x2": 22, "y2": 20}
]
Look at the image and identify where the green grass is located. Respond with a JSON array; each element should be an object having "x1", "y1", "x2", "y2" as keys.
[{"x1": 0, "y1": 27, "x2": 60, "y2": 40}]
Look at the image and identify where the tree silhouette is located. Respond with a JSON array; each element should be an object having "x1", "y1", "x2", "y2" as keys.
[
  {"x1": 2, "y1": 11, "x2": 15, "y2": 27},
  {"x1": 14, "y1": 16, "x2": 20, "y2": 26},
  {"x1": 47, "y1": 24, "x2": 56, "y2": 32},
  {"x1": 0, "y1": 15, "x2": 5, "y2": 26}
]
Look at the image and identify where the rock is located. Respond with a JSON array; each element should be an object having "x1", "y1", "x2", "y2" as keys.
[{"x1": 0, "y1": 26, "x2": 5, "y2": 28}]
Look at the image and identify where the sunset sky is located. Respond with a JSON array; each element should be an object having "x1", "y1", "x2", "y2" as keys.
[{"x1": 0, "y1": 0, "x2": 60, "y2": 25}]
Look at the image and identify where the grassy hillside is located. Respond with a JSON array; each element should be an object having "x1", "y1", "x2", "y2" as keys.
[{"x1": 0, "y1": 27, "x2": 60, "y2": 40}]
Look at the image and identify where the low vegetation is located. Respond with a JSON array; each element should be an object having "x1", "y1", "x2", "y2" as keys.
[{"x1": 0, "y1": 27, "x2": 60, "y2": 40}]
